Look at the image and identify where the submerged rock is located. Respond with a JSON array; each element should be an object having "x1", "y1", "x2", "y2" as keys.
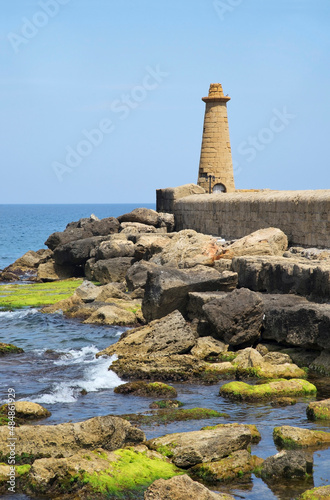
[{"x1": 144, "y1": 474, "x2": 234, "y2": 499}]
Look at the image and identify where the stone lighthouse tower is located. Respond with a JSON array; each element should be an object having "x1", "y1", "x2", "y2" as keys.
[{"x1": 197, "y1": 83, "x2": 235, "y2": 193}]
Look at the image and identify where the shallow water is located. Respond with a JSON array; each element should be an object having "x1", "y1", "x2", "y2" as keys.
[{"x1": 1, "y1": 308, "x2": 330, "y2": 499}]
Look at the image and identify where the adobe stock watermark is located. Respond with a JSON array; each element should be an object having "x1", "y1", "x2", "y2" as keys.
[
  {"x1": 233, "y1": 106, "x2": 296, "y2": 177},
  {"x1": 6, "y1": 388, "x2": 16, "y2": 493},
  {"x1": 52, "y1": 65, "x2": 169, "y2": 182},
  {"x1": 7, "y1": 0, "x2": 71, "y2": 54},
  {"x1": 213, "y1": 0, "x2": 244, "y2": 21}
]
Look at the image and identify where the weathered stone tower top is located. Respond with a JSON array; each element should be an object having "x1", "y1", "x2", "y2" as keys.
[{"x1": 197, "y1": 83, "x2": 235, "y2": 193}]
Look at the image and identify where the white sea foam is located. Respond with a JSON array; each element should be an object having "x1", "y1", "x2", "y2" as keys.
[
  {"x1": 31, "y1": 352, "x2": 122, "y2": 404},
  {"x1": 0, "y1": 308, "x2": 39, "y2": 319},
  {"x1": 53, "y1": 345, "x2": 99, "y2": 365}
]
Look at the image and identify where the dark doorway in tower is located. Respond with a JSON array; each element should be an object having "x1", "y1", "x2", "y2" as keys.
[{"x1": 213, "y1": 183, "x2": 227, "y2": 193}]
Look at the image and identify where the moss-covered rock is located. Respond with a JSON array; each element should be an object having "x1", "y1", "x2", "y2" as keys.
[
  {"x1": 0, "y1": 343, "x2": 24, "y2": 356},
  {"x1": 299, "y1": 485, "x2": 330, "y2": 499},
  {"x1": 273, "y1": 425, "x2": 330, "y2": 449},
  {"x1": 0, "y1": 463, "x2": 31, "y2": 495},
  {"x1": 220, "y1": 379, "x2": 317, "y2": 401},
  {"x1": 306, "y1": 398, "x2": 330, "y2": 420},
  {"x1": 191, "y1": 450, "x2": 263, "y2": 483},
  {"x1": 121, "y1": 408, "x2": 228, "y2": 426},
  {"x1": 149, "y1": 400, "x2": 184, "y2": 409},
  {"x1": 0, "y1": 402, "x2": 51, "y2": 426},
  {"x1": 0, "y1": 279, "x2": 83, "y2": 310},
  {"x1": 26, "y1": 446, "x2": 183, "y2": 498},
  {"x1": 114, "y1": 381, "x2": 177, "y2": 398}
]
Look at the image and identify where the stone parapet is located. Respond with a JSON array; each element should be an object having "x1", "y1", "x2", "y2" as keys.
[{"x1": 174, "y1": 190, "x2": 330, "y2": 247}]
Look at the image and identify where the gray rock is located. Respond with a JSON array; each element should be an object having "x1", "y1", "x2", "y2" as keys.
[
  {"x1": 53, "y1": 235, "x2": 110, "y2": 265},
  {"x1": 260, "y1": 450, "x2": 313, "y2": 479},
  {"x1": 142, "y1": 265, "x2": 238, "y2": 322},
  {"x1": 91, "y1": 257, "x2": 135, "y2": 284},
  {"x1": 97, "y1": 310, "x2": 196, "y2": 358},
  {"x1": 262, "y1": 294, "x2": 330, "y2": 350},
  {"x1": 45, "y1": 217, "x2": 119, "y2": 250},
  {"x1": 118, "y1": 207, "x2": 159, "y2": 226},
  {"x1": 94, "y1": 234, "x2": 135, "y2": 260},
  {"x1": 232, "y1": 255, "x2": 330, "y2": 301},
  {"x1": 126, "y1": 261, "x2": 159, "y2": 291},
  {"x1": 187, "y1": 291, "x2": 227, "y2": 321},
  {"x1": 203, "y1": 288, "x2": 264, "y2": 347}
]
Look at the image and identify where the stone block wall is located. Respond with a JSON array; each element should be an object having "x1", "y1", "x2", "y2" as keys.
[{"x1": 174, "y1": 190, "x2": 330, "y2": 247}]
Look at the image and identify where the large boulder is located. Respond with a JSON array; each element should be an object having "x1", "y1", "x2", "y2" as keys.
[
  {"x1": 9, "y1": 249, "x2": 52, "y2": 269},
  {"x1": 147, "y1": 424, "x2": 256, "y2": 468},
  {"x1": 310, "y1": 350, "x2": 330, "y2": 375},
  {"x1": 259, "y1": 450, "x2": 313, "y2": 479},
  {"x1": 190, "y1": 337, "x2": 228, "y2": 360},
  {"x1": 97, "y1": 310, "x2": 196, "y2": 358},
  {"x1": 93, "y1": 234, "x2": 135, "y2": 260},
  {"x1": 273, "y1": 425, "x2": 330, "y2": 449},
  {"x1": 83, "y1": 304, "x2": 138, "y2": 326},
  {"x1": 126, "y1": 261, "x2": 160, "y2": 291},
  {"x1": 118, "y1": 208, "x2": 160, "y2": 227},
  {"x1": 262, "y1": 294, "x2": 330, "y2": 350},
  {"x1": 232, "y1": 348, "x2": 305, "y2": 379},
  {"x1": 0, "y1": 415, "x2": 145, "y2": 462},
  {"x1": 186, "y1": 291, "x2": 228, "y2": 321},
  {"x1": 134, "y1": 234, "x2": 172, "y2": 261},
  {"x1": 45, "y1": 216, "x2": 120, "y2": 250},
  {"x1": 37, "y1": 260, "x2": 81, "y2": 282},
  {"x1": 203, "y1": 288, "x2": 264, "y2": 347},
  {"x1": 120, "y1": 221, "x2": 157, "y2": 234},
  {"x1": 144, "y1": 474, "x2": 234, "y2": 499},
  {"x1": 232, "y1": 256, "x2": 330, "y2": 301},
  {"x1": 53, "y1": 235, "x2": 110, "y2": 266},
  {"x1": 89, "y1": 257, "x2": 135, "y2": 284},
  {"x1": 142, "y1": 265, "x2": 238, "y2": 322},
  {"x1": 0, "y1": 401, "x2": 50, "y2": 424},
  {"x1": 221, "y1": 227, "x2": 288, "y2": 259},
  {"x1": 150, "y1": 230, "x2": 223, "y2": 268}
]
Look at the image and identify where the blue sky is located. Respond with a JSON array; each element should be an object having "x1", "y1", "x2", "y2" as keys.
[{"x1": 1, "y1": 0, "x2": 329, "y2": 203}]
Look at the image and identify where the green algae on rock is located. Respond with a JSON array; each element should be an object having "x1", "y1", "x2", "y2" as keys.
[
  {"x1": 306, "y1": 398, "x2": 330, "y2": 420},
  {"x1": 149, "y1": 400, "x2": 184, "y2": 409},
  {"x1": 0, "y1": 279, "x2": 83, "y2": 310},
  {"x1": 0, "y1": 343, "x2": 24, "y2": 355},
  {"x1": 121, "y1": 408, "x2": 228, "y2": 426},
  {"x1": 114, "y1": 381, "x2": 177, "y2": 398},
  {"x1": 273, "y1": 425, "x2": 330, "y2": 449},
  {"x1": 24, "y1": 446, "x2": 183, "y2": 499},
  {"x1": 0, "y1": 402, "x2": 51, "y2": 427},
  {"x1": 191, "y1": 450, "x2": 263, "y2": 483},
  {"x1": 299, "y1": 485, "x2": 330, "y2": 499},
  {"x1": 220, "y1": 379, "x2": 317, "y2": 401}
]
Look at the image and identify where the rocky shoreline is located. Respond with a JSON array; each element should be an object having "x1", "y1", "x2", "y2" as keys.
[{"x1": 1, "y1": 205, "x2": 330, "y2": 499}]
